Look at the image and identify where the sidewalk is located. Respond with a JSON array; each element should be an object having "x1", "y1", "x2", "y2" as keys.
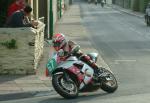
[
  {"x1": 0, "y1": 3, "x2": 110, "y2": 100},
  {"x1": 111, "y1": 5, "x2": 144, "y2": 18},
  {"x1": 55, "y1": 4, "x2": 110, "y2": 70}
]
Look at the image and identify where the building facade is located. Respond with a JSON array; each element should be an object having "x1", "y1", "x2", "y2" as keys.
[
  {"x1": 113, "y1": 0, "x2": 150, "y2": 12},
  {"x1": 0, "y1": 0, "x2": 72, "y2": 75},
  {"x1": 28, "y1": 0, "x2": 72, "y2": 39}
]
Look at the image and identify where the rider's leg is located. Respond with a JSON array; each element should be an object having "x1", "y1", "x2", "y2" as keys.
[
  {"x1": 75, "y1": 52, "x2": 100, "y2": 77},
  {"x1": 79, "y1": 55, "x2": 99, "y2": 72}
]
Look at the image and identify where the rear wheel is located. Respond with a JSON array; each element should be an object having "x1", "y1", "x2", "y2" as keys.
[
  {"x1": 52, "y1": 73, "x2": 78, "y2": 99},
  {"x1": 99, "y1": 68, "x2": 118, "y2": 93}
]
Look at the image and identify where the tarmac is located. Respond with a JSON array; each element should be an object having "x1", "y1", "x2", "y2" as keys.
[{"x1": 0, "y1": 3, "x2": 144, "y2": 101}]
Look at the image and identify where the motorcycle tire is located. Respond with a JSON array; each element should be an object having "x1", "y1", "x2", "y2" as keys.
[
  {"x1": 99, "y1": 68, "x2": 118, "y2": 93},
  {"x1": 52, "y1": 73, "x2": 79, "y2": 99}
]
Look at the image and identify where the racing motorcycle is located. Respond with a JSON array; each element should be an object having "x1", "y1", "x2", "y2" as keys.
[{"x1": 46, "y1": 48, "x2": 118, "y2": 99}]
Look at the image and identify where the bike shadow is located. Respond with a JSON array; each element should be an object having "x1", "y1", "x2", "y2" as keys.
[{"x1": 39, "y1": 91, "x2": 112, "y2": 103}]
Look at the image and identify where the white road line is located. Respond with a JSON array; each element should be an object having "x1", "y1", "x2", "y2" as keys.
[
  {"x1": 115, "y1": 60, "x2": 137, "y2": 62},
  {"x1": 112, "y1": 59, "x2": 137, "y2": 64},
  {"x1": 84, "y1": 11, "x2": 121, "y2": 15}
]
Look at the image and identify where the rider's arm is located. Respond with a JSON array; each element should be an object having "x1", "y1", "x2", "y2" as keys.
[
  {"x1": 68, "y1": 40, "x2": 83, "y2": 57},
  {"x1": 68, "y1": 40, "x2": 80, "y2": 53}
]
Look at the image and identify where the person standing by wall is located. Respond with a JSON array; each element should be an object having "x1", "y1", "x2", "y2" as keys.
[
  {"x1": 7, "y1": 0, "x2": 26, "y2": 17},
  {"x1": 145, "y1": 2, "x2": 150, "y2": 26},
  {"x1": 5, "y1": 5, "x2": 38, "y2": 28}
]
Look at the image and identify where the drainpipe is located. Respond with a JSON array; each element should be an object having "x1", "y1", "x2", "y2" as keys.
[
  {"x1": 49, "y1": 0, "x2": 53, "y2": 39},
  {"x1": 36, "y1": 0, "x2": 39, "y2": 20},
  {"x1": 60, "y1": 0, "x2": 62, "y2": 18}
]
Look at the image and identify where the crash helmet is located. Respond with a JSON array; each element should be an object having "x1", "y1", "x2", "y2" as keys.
[{"x1": 52, "y1": 33, "x2": 67, "y2": 51}]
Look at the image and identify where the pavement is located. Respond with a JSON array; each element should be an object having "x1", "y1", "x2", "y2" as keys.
[{"x1": 0, "y1": 3, "x2": 144, "y2": 101}]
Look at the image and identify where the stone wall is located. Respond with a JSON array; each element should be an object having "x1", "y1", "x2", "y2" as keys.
[{"x1": 0, "y1": 21, "x2": 45, "y2": 75}]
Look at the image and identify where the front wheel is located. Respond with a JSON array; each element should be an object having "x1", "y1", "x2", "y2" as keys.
[
  {"x1": 52, "y1": 72, "x2": 78, "y2": 99},
  {"x1": 99, "y1": 68, "x2": 118, "y2": 93}
]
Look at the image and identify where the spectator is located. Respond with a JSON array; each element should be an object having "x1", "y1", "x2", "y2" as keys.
[
  {"x1": 5, "y1": 5, "x2": 38, "y2": 28},
  {"x1": 7, "y1": 0, "x2": 26, "y2": 17},
  {"x1": 146, "y1": 2, "x2": 150, "y2": 16},
  {"x1": 145, "y1": 2, "x2": 150, "y2": 26}
]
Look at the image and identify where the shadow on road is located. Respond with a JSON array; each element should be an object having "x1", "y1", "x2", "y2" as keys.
[
  {"x1": 39, "y1": 92, "x2": 110, "y2": 103},
  {"x1": 0, "y1": 75, "x2": 26, "y2": 84}
]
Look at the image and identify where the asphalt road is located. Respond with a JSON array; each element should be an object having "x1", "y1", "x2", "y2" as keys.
[
  {"x1": 80, "y1": 0, "x2": 150, "y2": 101},
  {"x1": 1, "y1": 1, "x2": 150, "y2": 103}
]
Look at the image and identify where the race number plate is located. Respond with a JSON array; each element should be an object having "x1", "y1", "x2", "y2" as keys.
[{"x1": 46, "y1": 58, "x2": 57, "y2": 74}]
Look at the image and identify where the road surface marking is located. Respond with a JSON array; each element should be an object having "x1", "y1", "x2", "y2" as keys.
[
  {"x1": 115, "y1": 60, "x2": 137, "y2": 62},
  {"x1": 113, "y1": 59, "x2": 137, "y2": 64}
]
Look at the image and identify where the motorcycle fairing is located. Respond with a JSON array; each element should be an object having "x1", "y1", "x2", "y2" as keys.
[{"x1": 57, "y1": 56, "x2": 94, "y2": 90}]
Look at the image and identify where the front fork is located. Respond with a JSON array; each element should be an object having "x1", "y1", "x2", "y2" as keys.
[{"x1": 62, "y1": 71, "x2": 71, "y2": 82}]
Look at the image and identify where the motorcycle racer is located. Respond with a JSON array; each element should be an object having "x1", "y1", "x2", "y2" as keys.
[
  {"x1": 52, "y1": 33, "x2": 100, "y2": 77},
  {"x1": 47, "y1": 33, "x2": 118, "y2": 96}
]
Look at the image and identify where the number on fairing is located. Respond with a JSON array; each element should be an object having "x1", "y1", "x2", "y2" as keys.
[{"x1": 47, "y1": 58, "x2": 57, "y2": 74}]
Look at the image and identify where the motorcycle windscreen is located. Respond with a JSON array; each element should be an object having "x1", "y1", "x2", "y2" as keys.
[{"x1": 47, "y1": 58, "x2": 57, "y2": 74}]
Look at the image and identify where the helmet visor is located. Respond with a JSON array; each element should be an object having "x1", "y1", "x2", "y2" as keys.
[{"x1": 53, "y1": 41, "x2": 61, "y2": 47}]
